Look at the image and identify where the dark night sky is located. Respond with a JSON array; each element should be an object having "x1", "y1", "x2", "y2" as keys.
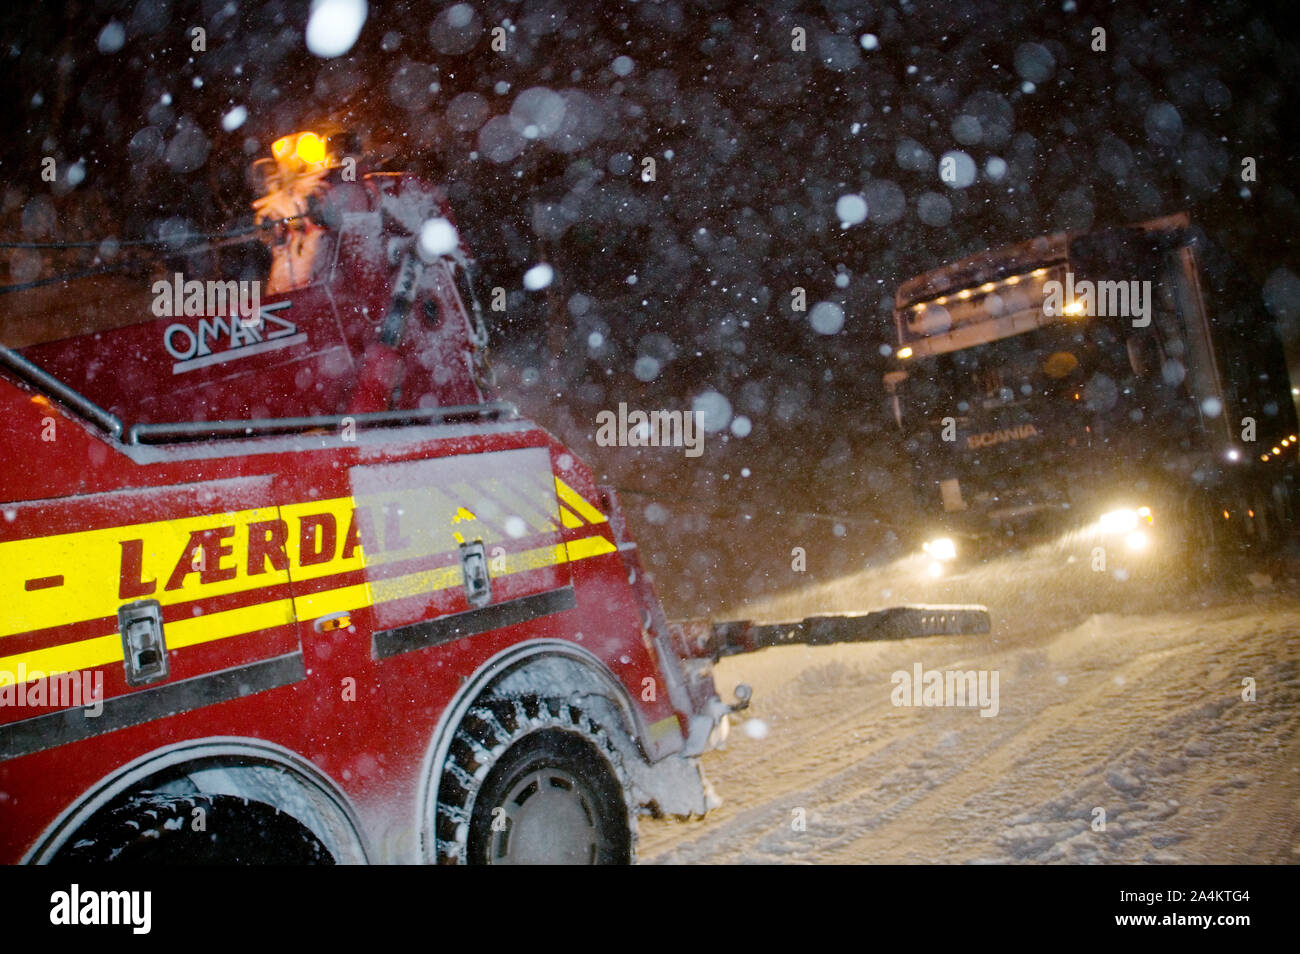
[{"x1": 2, "y1": 0, "x2": 1298, "y2": 613}]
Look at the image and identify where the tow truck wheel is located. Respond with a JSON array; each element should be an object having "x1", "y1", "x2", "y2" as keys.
[
  {"x1": 52, "y1": 792, "x2": 334, "y2": 864},
  {"x1": 435, "y1": 697, "x2": 635, "y2": 865}
]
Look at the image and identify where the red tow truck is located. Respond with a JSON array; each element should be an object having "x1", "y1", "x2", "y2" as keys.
[{"x1": 0, "y1": 132, "x2": 989, "y2": 864}]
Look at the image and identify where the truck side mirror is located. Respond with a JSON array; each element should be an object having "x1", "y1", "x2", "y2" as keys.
[
  {"x1": 883, "y1": 371, "x2": 908, "y2": 430},
  {"x1": 1127, "y1": 334, "x2": 1160, "y2": 379}
]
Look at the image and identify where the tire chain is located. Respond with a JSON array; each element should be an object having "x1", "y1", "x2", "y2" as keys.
[{"x1": 433, "y1": 695, "x2": 639, "y2": 865}]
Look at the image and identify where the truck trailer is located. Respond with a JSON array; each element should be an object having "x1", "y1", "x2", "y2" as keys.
[{"x1": 885, "y1": 213, "x2": 1298, "y2": 572}]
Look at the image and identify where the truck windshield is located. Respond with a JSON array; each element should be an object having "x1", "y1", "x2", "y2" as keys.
[
  {"x1": 894, "y1": 237, "x2": 1210, "y2": 441},
  {"x1": 899, "y1": 323, "x2": 1112, "y2": 427}
]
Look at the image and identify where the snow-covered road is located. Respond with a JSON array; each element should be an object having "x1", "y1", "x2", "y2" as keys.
[{"x1": 639, "y1": 559, "x2": 1300, "y2": 864}]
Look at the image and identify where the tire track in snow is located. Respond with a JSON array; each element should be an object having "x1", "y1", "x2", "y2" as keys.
[{"x1": 640, "y1": 601, "x2": 1300, "y2": 864}]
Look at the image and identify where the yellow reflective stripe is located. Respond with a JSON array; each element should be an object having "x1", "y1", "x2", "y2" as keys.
[
  {"x1": 509, "y1": 542, "x2": 567, "y2": 574},
  {"x1": 0, "y1": 503, "x2": 288, "y2": 638},
  {"x1": 468, "y1": 479, "x2": 557, "y2": 536},
  {"x1": 0, "y1": 533, "x2": 617, "y2": 686},
  {"x1": 293, "y1": 582, "x2": 374, "y2": 621},
  {"x1": 554, "y1": 478, "x2": 607, "y2": 524},
  {"x1": 295, "y1": 536, "x2": 616, "y2": 623},
  {"x1": 3, "y1": 479, "x2": 604, "y2": 639},
  {"x1": 0, "y1": 598, "x2": 295, "y2": 687},
  {"x1": 565, "y1": 535, "x2": 617, "y2": 561},
  {"x1": 0, "y1": 635, "x2": 122, "y2": 687},
  {"x1": 306, "y1": 540, "x2": 592, "y2": 611},
  {"x1": 369, "y1": 566, "x2": 461, "y2": 607},
  {"x1": 167, "y1": 599, "x2": 296, "y2": 651}
]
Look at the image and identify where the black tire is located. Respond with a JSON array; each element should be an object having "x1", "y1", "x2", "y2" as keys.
[
  {"x1": 52, "y1": 792, "x2": 334, "y2": 865},
  {"x1": 435, "y1": 697, "x2": 635, "y2": 865}
]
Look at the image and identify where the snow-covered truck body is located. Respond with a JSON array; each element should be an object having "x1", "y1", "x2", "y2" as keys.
[
  {"x1": 0, "y1": 160, "x2": 719, "y2": 864},
  {"x1": 0, "y1": 371, "x2": 698, "y2": 863},
  {"x1": 0, "y1": 146, "x2": 988, "y2": 864},
  {"x1": 886, "y1": 213, "x2": 1297, "y2": 560}
]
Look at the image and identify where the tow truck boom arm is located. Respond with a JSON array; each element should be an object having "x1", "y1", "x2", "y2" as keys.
[{"x1": 672, "y1": 604, "x2": 992, "y2": 662}]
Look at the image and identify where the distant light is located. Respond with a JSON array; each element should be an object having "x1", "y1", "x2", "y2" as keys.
[
  {"x1": 1064, "y1": 300, "x2": 1086, "y2": 316},
  {"x1": 1262, "y1": 454, "x2": 1270, "y2": 461},
  {"x1": 927, "y1": 560, "x2": 944, "y2": 578},
  {"x1": 923, "y1": 537, "x2": 957, "y2": 561},
  {"x1": 1032, "y1": 268, "x2": 1048, "y2": 278},
  {"x1": 1292, "y1": 435, "x2": 1298, "y2": 442},
  {"x1": 1248, "y1": 509, "x2": 1255, "y2": 518},
  {"x1": 936, "y1": 297, "x2": 948, "y2": 305},
  {"x1": 958, "y1": 289, "x2": 972, "y2": 300},
  {"x1": 897, "y1": 346, "x2": 914, "y2": 359},
  {"x1": 1226, "y1": 449, "x2": 1240, "y2": 462},
  {"x1": 1223, "y1": 510, "x2": 1230, "y2": 520},
  {"x1": 1099, "y1": 509, "x2": 1140, "y2": 534},
  {"x1": 1125, "y1": 530, "x2": 1149, "y2": 551},
  {"x1": 1273, "y1": 447, "x2": 1281, "y2": 455},
  {"x1": 1005, "y1": 275, "x2": 1021, "y2": 285},
  {"x1": 980, "y1": 282, "x2": 996, "y2": 293}
]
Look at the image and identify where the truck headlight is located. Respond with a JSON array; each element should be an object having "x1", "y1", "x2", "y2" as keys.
[
  {"x1": 923, "y1": 537, "x2": 957, "y2": 562},
  {"x1": 1125, "y1": 530, "x2": 1150, "y2": 552},
  {"x1": 1099, "y1": 507, "x2": 1152, "y2": 535},
  {"x1": 1099, "y1": 509, "x2": 1139, "y2": 534}
]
